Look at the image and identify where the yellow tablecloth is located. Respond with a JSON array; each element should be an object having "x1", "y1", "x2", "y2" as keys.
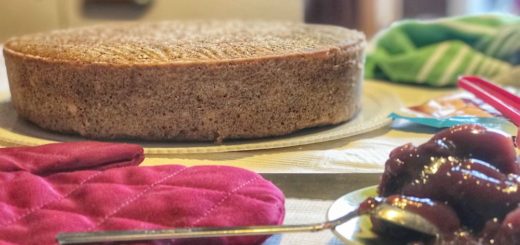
[{"x1": 0, "y1": 50, "x2": 455, "y2": 173}]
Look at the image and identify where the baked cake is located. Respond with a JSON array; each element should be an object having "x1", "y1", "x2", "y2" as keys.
[{"x1": 3, "y1": 21, "x2": 365, "y2": 142}]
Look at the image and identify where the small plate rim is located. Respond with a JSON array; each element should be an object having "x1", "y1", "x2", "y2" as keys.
[{"x1": 326, "y1": 185, "x2": 378, "y2": 245}]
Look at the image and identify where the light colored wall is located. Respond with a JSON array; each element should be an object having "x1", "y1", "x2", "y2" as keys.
[
  {"x1": 0, "y1": 0, "x2": 62, "y2": 41},
  {"x1": 0, "y1": 0, "x2": 303, "y2": 41}
]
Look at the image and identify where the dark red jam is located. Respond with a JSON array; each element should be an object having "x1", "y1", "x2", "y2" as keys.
[{"x1": 372, "y1": 124, "x2": 520, "y2": 244}]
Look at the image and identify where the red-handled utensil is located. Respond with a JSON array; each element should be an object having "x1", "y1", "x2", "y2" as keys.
[{"x1": 457, "y1": 76, "x2": 520, "y2": 148}]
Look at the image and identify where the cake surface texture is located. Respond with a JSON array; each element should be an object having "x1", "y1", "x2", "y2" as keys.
[{"x1": 3, "y1": 21, "x2": 365, "y2": 142}]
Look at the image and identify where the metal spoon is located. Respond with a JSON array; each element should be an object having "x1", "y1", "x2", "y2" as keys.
[{"x1": 56, "y1": 203, "x2": 440, "y2": 244}]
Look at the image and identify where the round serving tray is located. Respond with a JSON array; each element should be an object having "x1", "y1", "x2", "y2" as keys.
[{"x1": 0, "y1": 82, "x2": 400, "y2": 154}]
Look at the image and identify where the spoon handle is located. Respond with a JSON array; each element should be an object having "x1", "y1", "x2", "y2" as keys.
[{"x1": 57, "y1": 209, "x2": 360, "y2": 244}]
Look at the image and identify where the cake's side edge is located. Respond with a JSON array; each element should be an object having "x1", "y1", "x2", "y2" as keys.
[{"x1": 3, "y1": 40, "x2": 365, "y2": 142}]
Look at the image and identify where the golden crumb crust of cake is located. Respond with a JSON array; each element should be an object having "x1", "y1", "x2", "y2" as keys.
[
  {"x1": 4, "y1": 21, "x2": 364, "y2": 65},
  {"x1": 3, "y1": 21, "x2": 366, "y2": 142}
]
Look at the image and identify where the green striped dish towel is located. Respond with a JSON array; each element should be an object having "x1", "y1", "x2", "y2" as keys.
[{"x1": 365, "y1": 14, "x2": 520, "y2": 87}]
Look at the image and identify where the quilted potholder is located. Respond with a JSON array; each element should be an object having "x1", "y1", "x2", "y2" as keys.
[{"x1": 0, "y1": 141, "x2": 285, "y2": 245}]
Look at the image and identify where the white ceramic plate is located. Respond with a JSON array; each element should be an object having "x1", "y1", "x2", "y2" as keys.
[
  {"x1": 0, "y1": 82, "x2": 400, "y2": 154},
  {"x1": 327, "y1": 186, "x2": 431, "y2": 245},
  {"x1": 326, "y1": 185, "x2": 403, "y2": 245}
]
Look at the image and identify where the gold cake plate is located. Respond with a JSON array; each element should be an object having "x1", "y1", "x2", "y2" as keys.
[{"x1": 0, "y1": 82, "x2": 400, "y2": 154}]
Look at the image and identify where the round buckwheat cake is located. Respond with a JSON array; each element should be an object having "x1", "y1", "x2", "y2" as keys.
[{"x1": 3, "y1": 21, "x2": 365, "y2": 142}]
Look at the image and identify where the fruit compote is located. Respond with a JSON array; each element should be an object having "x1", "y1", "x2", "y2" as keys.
[{"x1": 370, "y1": 124, "x2": 520, "y2": 244}]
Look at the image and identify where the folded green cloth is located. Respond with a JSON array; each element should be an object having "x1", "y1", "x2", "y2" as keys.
[{"x1": 366, "y1": 14, "x2": 520, "y2": 87}]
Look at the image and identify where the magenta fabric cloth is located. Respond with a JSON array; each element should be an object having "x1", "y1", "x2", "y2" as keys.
[{"x1": 0, "y1": 142, "x2": 285, "y2": 245}]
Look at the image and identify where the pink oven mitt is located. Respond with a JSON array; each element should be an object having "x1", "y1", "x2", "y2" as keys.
[{"x1": 0, "y1": 142, "x2": 285, "y2": 245}]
